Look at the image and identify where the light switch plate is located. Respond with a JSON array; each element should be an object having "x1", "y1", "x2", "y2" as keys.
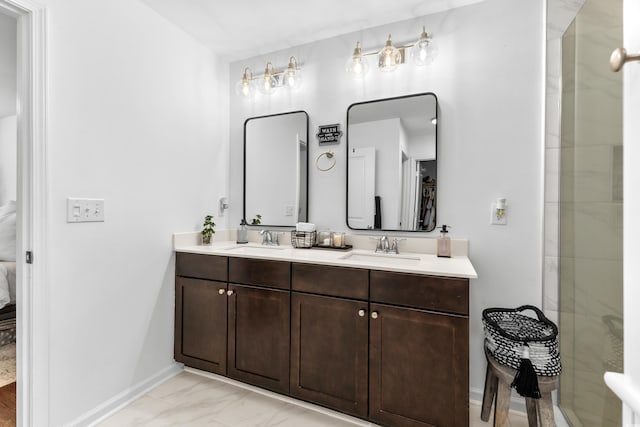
[{"x1": 67, "y1": 198, "x2": 105, "y2": 222}]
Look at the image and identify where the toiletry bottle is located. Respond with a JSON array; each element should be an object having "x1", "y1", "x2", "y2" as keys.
[
  {"x1": 237, "y1": 219, "x2": 249, "y2": 244},
  {"x1": 437, "y1": 225, "x2": 451, "y2": 258}
]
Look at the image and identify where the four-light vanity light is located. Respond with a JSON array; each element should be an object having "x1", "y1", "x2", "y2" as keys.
[
  {"x1": 347, "y1": 26, "x2": 433, "y2": 78},
  {"x1": 236, "y1": 56, "x2": 302, "y2": 98}
]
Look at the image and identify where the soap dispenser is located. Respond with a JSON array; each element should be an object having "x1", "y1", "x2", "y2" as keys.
[
  {"x1": 236, "y1": 219, "x2": 249, "y2": 244},
  {"x1": 437, "y1": 225, "x2": 451, "y2": 258}
]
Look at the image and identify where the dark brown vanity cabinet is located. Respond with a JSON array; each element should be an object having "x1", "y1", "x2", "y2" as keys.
[
  {"x1": 226, "y1": 257, "x2": 292, "y2": 394},
  {"x1": 174, "y1": 253, "x2": 228, "y2": 374},
  {"x1": 175, "y1": 253, "x2": 471, "y2": 427},
  {"x1": 369, "y1": 271, "x2": 470, "y2": 427},
  {"x1": 290, "y1": 264, "x2": 369, "y2": 417}
]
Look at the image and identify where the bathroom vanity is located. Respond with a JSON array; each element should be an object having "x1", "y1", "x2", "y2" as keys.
[{"x1": 174, "y1": 238, "x2": 476, "y2": 427}]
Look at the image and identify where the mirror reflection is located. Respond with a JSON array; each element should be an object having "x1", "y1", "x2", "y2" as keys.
[
  {"x1": 244, "y1": 111, "x2": 309, "y2": 227},
  {"x1": 347, "y1": 93, "x2": 437, "y2": 231}
]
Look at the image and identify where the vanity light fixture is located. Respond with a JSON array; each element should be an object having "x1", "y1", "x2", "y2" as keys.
[
  {"x1": 236, "y1": 57, "x2": 303, "y2": 98},
  {"x1": 347, "y1": 27, "x2": 433, "y2": 77}
]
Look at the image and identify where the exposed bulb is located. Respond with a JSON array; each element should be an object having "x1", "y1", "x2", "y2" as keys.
[
  {"x1": 258, "y1": 62, "x2": 278, "y2": 94},
  {"x1": 347, "y1": 41, "x2": 369, "y2": 78},
  {"x1": 412, "y1": 26, "x2": 433, "y2": 66},
  {"x1": 378, "y1": 34, "x2": 401, "y2": 72},
  {"x1": 234, "y1": 67, "x2": 254, "y2": 98},
  {"x1": 283, "y1": 56, "x2": 302, "y2": 90}
]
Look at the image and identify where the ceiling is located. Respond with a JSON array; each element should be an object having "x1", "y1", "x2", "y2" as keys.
[{"x1": 141, "y1": 0, "x2": 484, "y2": 61}]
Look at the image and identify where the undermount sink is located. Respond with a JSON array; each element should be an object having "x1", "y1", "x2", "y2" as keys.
[
  {"x1": 340, "y1": 252, "x2": 421, "y2": 266},
  {"x1": 222, "y1": 244, "x2": 287, "y2": 253}
]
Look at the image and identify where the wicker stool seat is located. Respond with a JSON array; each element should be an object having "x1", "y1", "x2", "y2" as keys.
[{"x1": 482, "y1": 343, "x2": 559, "y2": 427}]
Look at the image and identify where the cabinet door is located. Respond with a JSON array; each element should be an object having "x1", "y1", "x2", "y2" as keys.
[
  {"x1": 291, "y1": 293, "x2": 369, "y2": 417},
  {"x1": 227, "y1": 283, "x2": 290, "y2": 394},
  {"x1": 369, "y1": 303, "x2": 469, "y2": 427},
  {"x1": 175, "y1": 277, "x2": 227, "y2": 375}
]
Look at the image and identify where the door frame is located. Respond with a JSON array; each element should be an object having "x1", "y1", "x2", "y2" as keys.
[{"x1": 0, "y1": 0, "x2": 47, "y2": 425}]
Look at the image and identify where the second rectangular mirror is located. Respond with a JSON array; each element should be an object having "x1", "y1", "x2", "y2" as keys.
[{"x1": 347, "y1": 93, "x2": 437, "y2": 231}]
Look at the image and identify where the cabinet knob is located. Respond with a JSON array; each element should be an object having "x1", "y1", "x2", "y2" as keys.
[
  {"x1": 371, "y1": 311, "x2": 379, "y2": 319},
  {"x1": 227, "y1": 290, "x2": 234, "y2": 296},
  {"x1": 218, "y1": 289, "x2": 225, "y2": 295},
  {"x1": 358, "y1": 309, "x2": 366, "y2": 317}
]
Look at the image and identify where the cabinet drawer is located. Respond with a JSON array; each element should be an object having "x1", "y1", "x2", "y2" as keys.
[
  {"x1": 229, "y1": 258, "x2": 290, "y2": 290},
  {"x1": 176, "y1": 252, "x2": 228, "y2": 281},
  {"x1": 370, "y1": 271, "x2": 469, "y2": 316},
  {"x1": 292, "y1": 263, "x2": 368, "y2": 300}
]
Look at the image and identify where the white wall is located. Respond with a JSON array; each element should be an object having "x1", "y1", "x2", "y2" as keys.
[
  {"x1": 0, "y1": 115, "x2": 16, "y2": 205},
  {"x1": 37, "y1": 0, "x2": 229, "y2": 424},
  {"x1": 229, "y1": 0, "x2": 544, "y2": 394}
]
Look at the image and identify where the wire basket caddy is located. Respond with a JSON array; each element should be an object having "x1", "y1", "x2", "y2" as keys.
[{"x1": 291, "y1": 230, "x2": 316, "y2": 248}]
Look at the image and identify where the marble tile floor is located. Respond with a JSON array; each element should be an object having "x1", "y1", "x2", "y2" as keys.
[{"x1": 97, "y1": 371, "x2": 530, "y2": 427}]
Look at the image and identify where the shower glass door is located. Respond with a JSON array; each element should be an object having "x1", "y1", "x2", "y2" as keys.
[{"x1": 558, "y1": 0, "x2": 624, "y2": 425}]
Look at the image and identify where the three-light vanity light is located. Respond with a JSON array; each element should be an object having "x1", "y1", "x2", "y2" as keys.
[
  {"x1": 347, "y1": 26, "x2": 433, "y2": 78},
  {"x1": 235, "y1": 56, "x2": 302, "y2": 98}
]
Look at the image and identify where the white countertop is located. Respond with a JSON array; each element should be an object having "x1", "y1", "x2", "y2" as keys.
[{"x1": 174, "y1": 239, "x2": 478, "y2": 279}]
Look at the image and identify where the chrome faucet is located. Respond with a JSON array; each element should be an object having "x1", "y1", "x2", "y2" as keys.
[
  {"x1": 375, "y1": 236, "x2": 390, "y2": 253},
  {"x1": 390, "y1": 238, "x2": 406, "y2": 254},
  {"x1": 260, "y1": 230, "x2": 272, "y2": 245}
]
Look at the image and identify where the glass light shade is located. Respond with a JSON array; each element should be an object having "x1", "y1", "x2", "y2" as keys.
[
  {"x1": 235, "y1": 68, "x2": 255, "y2": 98},
  {"x1": 411, "y1": 27, "x2": 433, "y2": 66},
  {"x1": 283, "y1": 57, "x2": 303, "y2": 90},
  {"x1": 346, "y1": 41, "x2": 369, "y2": 78},
  {"x1": 258, "y1": 62, "x2": 279, "y2": 95},
  {"x1": 378, "y1": 34, "x2": 402, "y2": 72}
]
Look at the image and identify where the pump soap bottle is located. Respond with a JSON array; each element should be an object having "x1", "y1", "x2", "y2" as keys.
[
  {"x1": 236, "y1": 219, "x2": 249, "y2": 244},
  {"x1": 437, "y1": 225, "x2": 451, "y2": 258}
]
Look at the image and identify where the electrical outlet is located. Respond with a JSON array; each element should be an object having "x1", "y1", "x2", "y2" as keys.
[
  {"x1": 490, "y1": 202, "x2": 507, "y2": 225},
  {"x1": 67, "y1": 198, "x2": 105, "y2": 222},
  {"x1": 285, "y1": 205, "x2": 294, "y2": 216}
]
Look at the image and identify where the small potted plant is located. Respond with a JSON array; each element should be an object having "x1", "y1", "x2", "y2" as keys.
[
  {"x1": 202, "y1": 215, "x2": 216, "y2": 245},
  {"x1": 250, "y1": 214, "x2": 262, "y2": 225}
]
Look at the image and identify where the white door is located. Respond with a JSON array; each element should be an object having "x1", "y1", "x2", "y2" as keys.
[
  {"x1": 604, "y1": 0, "x2": 640, "y2": 422},
  {"x1": 348, "y1": 147, "x2": 375, "y2": 229}
]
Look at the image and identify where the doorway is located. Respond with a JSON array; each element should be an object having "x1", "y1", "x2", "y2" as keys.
[
  {"x1": 0, "y1": 0, "x2": 47, "y2": 425},
  {"x1": 0, "y1": 9, "x2": 18, "y2": 424}
]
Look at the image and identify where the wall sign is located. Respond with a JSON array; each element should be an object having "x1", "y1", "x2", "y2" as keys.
[{"x1": 316, "y1": 124, "x2": 343, "y2": 145}]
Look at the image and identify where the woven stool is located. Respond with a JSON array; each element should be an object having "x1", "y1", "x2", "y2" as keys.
[{"x1": 481, "y1": 344, "x2": 559, "y2": 427}]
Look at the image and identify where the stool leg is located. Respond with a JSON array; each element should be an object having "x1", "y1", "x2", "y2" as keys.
[
  {"x1": 537, "y1": 392, "x2": 555, "y2": 427},
  {"x1": 525, "y1": 398, "x2": 537, "y2": 427},
  {"x1": 482, "y1": 366, "x2": 498, "y2": 422},
  {"x1": 494, "y1": 379, "x2": 512, "y2": 427}
]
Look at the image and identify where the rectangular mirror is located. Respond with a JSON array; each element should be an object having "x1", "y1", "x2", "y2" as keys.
[
  {"x1": 347, "y1": 93, "x2": 437, "y2": 231},
  {"x1": 244, "y1": 111, "x2": 309, "y2": 227}
]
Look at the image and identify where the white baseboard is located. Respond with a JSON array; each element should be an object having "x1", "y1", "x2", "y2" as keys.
[{"x1": 67, "y1": 362, "x2": 183, "y2": 427}]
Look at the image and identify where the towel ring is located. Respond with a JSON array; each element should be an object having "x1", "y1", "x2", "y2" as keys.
[{"x1": 316, "y1": 151, "x2": 336, "y2": 172}]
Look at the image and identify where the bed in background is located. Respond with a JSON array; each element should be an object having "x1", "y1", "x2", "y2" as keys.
[{"x1": 0, "y1": 201, "x2": 16, "y2": 321}]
